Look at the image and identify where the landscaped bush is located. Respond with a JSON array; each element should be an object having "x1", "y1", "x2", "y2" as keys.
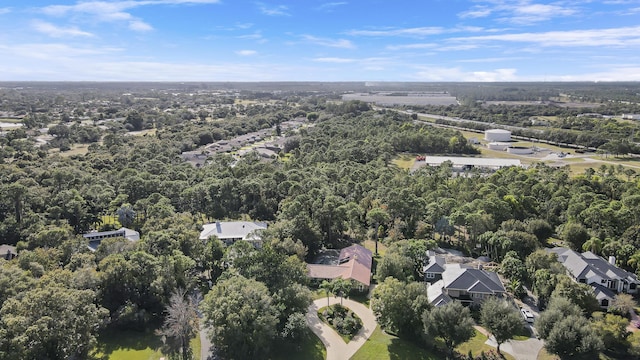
[{"x1": 320, "y1": 304, "x2": 363, "y2": 339}]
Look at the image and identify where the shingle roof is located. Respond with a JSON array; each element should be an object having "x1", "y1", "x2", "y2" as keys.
[
  {"x1": 591, "y1": 283, "x2": 616, "y2": 301},
  {"x1": 424, "y1": 254, "x2": 446, "y2": 273},
  {"x1": 442, "y1": 264, "x2": 505, "y2": 294},
  {"x1": 548, "y1": 247, "x2": 638, "y2": 283},
  {"x1": 427, "y1": 280, "x2": 453, "y2": 307},
  {"x1": 199, "y1": 221, "x2": 267, "y2": 241}
]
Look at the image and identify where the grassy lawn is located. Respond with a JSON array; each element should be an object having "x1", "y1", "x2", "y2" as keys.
[
  {"x1": 392, "y1": 153, "x2": 417, "y2": 170},
  {"x1": 94, "y1": 329, "x2": 200, "y2": 360},
  {"x1": 456, "y1": 329, "x2": 515, "y2": 360},
  {"x1": 351, "y1": 326, "x2": 443, "y2": 360},
  {"x1": 363, "y1": 240, "x2": 387, "y2": 257},
  {"x1": 272, "y1": 330, "x2": 326, "y2": 360},
  {"x1": 49, "y1": 144, "x2": 91, "y2": 157}
]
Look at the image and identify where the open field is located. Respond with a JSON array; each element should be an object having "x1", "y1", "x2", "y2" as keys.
[
  {"x1": 94, "y1": 329, "x2": 200, "y2": 360},
  {"x1": 0, "y1": 118, "x2": 24, "y2": 123},
  {"x1": 392, "y1": 153, "x2": 417, "y2": 170},
  {"x1": 49, "y1": 144, "x2": 91, "y2": 157},
  {"x1": 128, "y1": 128, "x2": 157, "y2": 137}
]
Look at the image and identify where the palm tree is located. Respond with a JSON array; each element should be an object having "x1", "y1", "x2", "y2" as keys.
[
  {"x1": 582, "y1": 237, "x2": 603, "y2": 254},
  {"x1": 320, "y1": 280, "x2": 332, "y2": 308}
]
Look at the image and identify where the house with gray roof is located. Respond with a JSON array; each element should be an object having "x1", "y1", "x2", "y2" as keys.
[
  {"x1": 424, "y1": 250, "x2": 446, "y2": 282},
  {"x1": 84, "y1": 227, "x2": 140, "y2": 251},
  {"x1": 425, "y1": 253, "x2": 505, "y2": 306},
  {"x1": 199, "y1": 221, "x2": 267, "y2": 247},
  {"x1": 547, "y1": 247, "x2": 639, "y2": 308}
]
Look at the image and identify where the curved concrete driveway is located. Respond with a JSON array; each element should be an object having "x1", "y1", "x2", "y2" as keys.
[
  {"x1": 307, "y1": 297, "x2": 377, "y2": 360},
  {"x1": 479, "y1": 326, "x2": 544, "y2": 360}
]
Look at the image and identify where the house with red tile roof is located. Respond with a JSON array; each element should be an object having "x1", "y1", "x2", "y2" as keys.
[{"x1": 307, "y1": 244, "x2": 372, "y2": 291}]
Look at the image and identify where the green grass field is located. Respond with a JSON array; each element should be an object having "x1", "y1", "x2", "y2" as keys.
[
  {"x1": 456, "y1": 329, "x2": 515, "y2": 360},
  {"x1": 351, "y1": 326, "x2": 442, "y2": 360},
  {"x1": 392, "y1": 153, "x2": 417, "y2": 170},
  {"x1": 94, "y1": 329, "x2": 200, "y2": 360},
  {"x1": 272, "y1": 330, "x2": 326, "y2": 360}
]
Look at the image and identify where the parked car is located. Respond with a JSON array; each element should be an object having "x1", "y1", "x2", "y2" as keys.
[{"x1": 521, "y1": 308, "x2": 535, "y2": 323}]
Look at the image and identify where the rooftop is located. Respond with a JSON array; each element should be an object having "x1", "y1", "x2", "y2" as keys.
[
  {"x1": 199, "y1": 221, "x2": 268, "y2": 241},
  {"x1": 422, "y1": 156, "x2": 521, "y2": 168}
]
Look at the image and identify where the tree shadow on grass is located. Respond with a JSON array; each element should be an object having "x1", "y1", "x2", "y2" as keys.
[
  {"x1": 93, "y1": 329, "x2": 164, "y2": 359},
  {"x1": 387, "y1": 337, "x2": 444, "y2": 360}
]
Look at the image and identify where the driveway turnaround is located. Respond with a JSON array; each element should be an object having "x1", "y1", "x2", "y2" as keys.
[
  {"x1": 307, "y1": 296, "x2": 377, "y2": 360},
  {"x1": 483, "y1": 331, "x2": 544, "y2": 360}
]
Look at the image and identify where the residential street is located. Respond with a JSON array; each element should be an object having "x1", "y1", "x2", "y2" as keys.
[{"x1": 306, "y1": 297, "x2": 377, "y2": 360}]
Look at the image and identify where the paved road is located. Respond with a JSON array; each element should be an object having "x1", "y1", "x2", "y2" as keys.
[
  {"x1": 200, "y1": 324, "x2": 212, "y2": 360},
  {"x1": 306, "y1": 297, "x2": 377, "y2": 360}
]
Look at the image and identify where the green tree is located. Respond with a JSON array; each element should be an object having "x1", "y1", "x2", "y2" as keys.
[
  {"x1": 609, "y1": 293, "x2": 636, "y2": 317},
  {"x1": 551, "y1": 275, "x2": 600, "y2": 314},
  {"x1": 0, "y1": 285, "x2": 108, "y2": 360},
  {"x1": 331, "y1": 278, "x2": 352, "y2": 306},
  {"x1": 372, "y1": 277, "x2": 430, "y2": 339},
  {"x1": 543, "y1": 315, "x2": 603, "y2": 359},
  {"x1": 367, "y1": 207, "x2": 390, "y2": 255},
  {"x1": 320, "y1": 280, "x2": 333, "y2": 308},
  {"x1": 480, "y1": 298, "x2": 523, "y2": 354},
  {"x1": 422, "y1": 301, "x2": 474, "y2": 358},
  {"x1": 561, "y1": 222, "x2": 590, "y2": 251},
  {"x1": 202, "y1": 275, "x2": 279, "y2": 360},
  {"x1": 591, "y1": 312, "x2": 629, "y2": 350}
]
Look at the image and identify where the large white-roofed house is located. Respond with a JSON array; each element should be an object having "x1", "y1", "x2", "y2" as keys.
[{"x1": 199, "y1": 221, "x2": 267, "y2": 247}]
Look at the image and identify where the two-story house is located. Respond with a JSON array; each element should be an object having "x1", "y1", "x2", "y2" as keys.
[
  {"x1": 547, "y1": 247, "x2": 640, "y2": 308},
  {"x1": 424, "y1": 251, "x2": 506, "y2": 307}
]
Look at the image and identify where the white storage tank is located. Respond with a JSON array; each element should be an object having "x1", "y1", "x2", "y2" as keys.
[
  {"x1": 485, "y1": 129, "x2": 511, "y2": 142},
  {"x1": 487, "y1": 142, "x2": 510, "y2": 151},
  {"x1": 507, "y1": 146, "x2": 533, "y2": 155}
]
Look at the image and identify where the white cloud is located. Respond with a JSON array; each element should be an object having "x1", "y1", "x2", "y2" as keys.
[
  {"x1": 346, "y1": 27, "x2": 445, "y2": 37},
  {"x1": 386, "y1": 43, "x2": 436, "y2": 50},
  {"x1": 316, "y1": 2, "x2": 347, "y2": 11},
  {"x1": 0, "y1": 8, "x2": 11, "y2": 15},
  {"x1": 457, "y1": 56, "x2": 527, "y2": 63},
  {"x1": 0, "y1": 43, "x2": 122, "y2": 60},
  {"x1": 31, "y1": 20, "x2": 95, "y2": 38},
  {"x1": 129, "y1": 20, "x2": 153, "y2": 32},
  {"x1": 40, "y1": 0, "x2": 219, "y2": 32},
  {"x1": 257, "y1": 3, "x2": 290, "y2": 16},
  {"x1": 300, "y1": 35, "x2": 354, "y2": 48},
  {"x1": 414, "y1": 66, "x2": 518, "y2": 81},
  {"x1": 453, "y1": 26, "x2": 640, "y2": 47},
  {"x1": 236, "y1": 50, "x2": 257, "y2": 56},
  {"x1": 459, "y1": 6, "x2": 492, "y2": 19},
  {"x1": 459, "y1": 1, "x2": 578, "y2": 24},
  {"x1": 313, "y1": 57, "x2": 356, "y2": 63}
]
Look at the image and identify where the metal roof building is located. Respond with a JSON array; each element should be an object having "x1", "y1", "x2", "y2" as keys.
[{"x1": 422, "y1": 156, "x2": 521, "y2": 169}]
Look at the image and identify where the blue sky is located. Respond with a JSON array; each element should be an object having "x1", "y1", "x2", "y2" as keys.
[{"x1": 1, "y1": 0, "x2": 639, "y2": 81}]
